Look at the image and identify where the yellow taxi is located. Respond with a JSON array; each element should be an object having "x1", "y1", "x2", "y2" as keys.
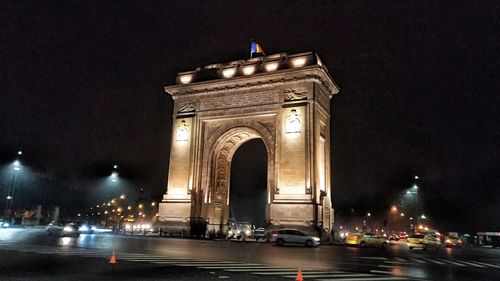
[
  {"x1": 346, "y1": 233, "x2": 389, "y2": 248},
  {"x1": 408, "y1": 233, "x2": 442, "y2": 250}
]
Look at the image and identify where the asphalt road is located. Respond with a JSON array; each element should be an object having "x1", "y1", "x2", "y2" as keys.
[{"x1": 1, "y1": 228, "x2": 499, "y2": 281}]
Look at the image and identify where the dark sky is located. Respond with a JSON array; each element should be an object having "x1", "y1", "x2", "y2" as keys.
[{"x1": 1, "y1": 1, "x2": 499, "y2": 231}]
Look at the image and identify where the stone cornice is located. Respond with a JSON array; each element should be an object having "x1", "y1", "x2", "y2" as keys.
[{"x1": 165, "y1": 66, "x2": 339, "y2": 100}]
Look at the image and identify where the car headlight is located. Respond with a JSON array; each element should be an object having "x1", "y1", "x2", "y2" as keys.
[
  {"x1": 63, "y1": 226, "x2": 73, "y2": 232},
  {"x1": 228, "y1": 230, "x2": 234, "y2": 235},
  {"x1": 445, "y1": 239, "x2": 451, "y2": 243},
  {"x1": 236, "y1": 230, "x2": 241, "y2": 234},
  {"x1": 79, "y1": 225, "x2": 89, "y2": 231},
  {"x1": 245, "y1": 230, "x2": 251, "y2": 236},
  {"x1": 90, "y1": 226, "x2": 96, "y2": 231},
  {"x1": 313, "y1": 237, "x2": 320, "y2": 241},
  {"x1": 2, "y1": 222, "x2": 9, "y2": 227}
]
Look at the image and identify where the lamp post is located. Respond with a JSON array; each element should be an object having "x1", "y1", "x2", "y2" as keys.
[{"x1": 4, "y1": 158, "x2": 22, "y2": 221}]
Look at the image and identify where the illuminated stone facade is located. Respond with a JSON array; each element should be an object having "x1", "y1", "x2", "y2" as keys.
[{"x1": 158, "y1": 52, "x2": 339, "y2": 234}]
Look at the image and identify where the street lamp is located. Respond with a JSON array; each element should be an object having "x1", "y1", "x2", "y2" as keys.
[{"x1": 4, "y1": 159, "x2": 22, "y2": 219}]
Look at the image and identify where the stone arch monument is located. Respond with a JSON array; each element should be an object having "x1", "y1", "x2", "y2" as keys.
[{"x1": 158, "y1": 52, "x2": 339, "y2": 235}]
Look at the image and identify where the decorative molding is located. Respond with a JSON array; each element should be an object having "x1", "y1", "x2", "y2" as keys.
[
  {"x1": 178, "y1": 103, "x2": 196, "y2": 113},
  {"x1": 284, "y1": 88, "x2": 307, "y2": 101}
]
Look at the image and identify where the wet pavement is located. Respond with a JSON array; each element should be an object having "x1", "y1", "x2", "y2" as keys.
[{"x1": 1, "y1": 228, "x2": 499, "y2": 280}]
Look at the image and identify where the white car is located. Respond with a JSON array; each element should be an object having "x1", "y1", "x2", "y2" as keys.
[
  {"x1": 270, "y1": 229, "x2": 320, "y2": 247},
  {"x1": 47, "y1": 222, "x2": 80, "y2": 237}
]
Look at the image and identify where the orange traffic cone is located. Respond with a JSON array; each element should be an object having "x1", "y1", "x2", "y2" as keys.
[
  {"x1": 296, "y1": 267, "x2": 304, "y2": 281},
  {"x1": 109, "y1": 250, "x2": 117, "y2": 264}
]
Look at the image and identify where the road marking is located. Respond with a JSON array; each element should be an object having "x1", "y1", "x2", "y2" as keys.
[
  {"x1": 318, "y1": 276, "x2": 408, "y2": 281},
  {"x1": 355, "y1": 257, "x2": 388, "y2": 260},
  {"x1": 198, "y1": 265, "x2": 268, "y2": 269},
  {"x1": 411, "y1": 258, "x2": 427, "y2": 264},
  {"x1": 377, "y1": 264, "x2": 407, "y2": 269},
  {"x1": 218, "y1": 276, "x2": 230, "y2": 279},
  {"x1": 426, "y1": 259, "x2": 445, "y2": 265},
  {"x1": 253, "y1": 271, "x2": 335, "y2": 275},
  {"x1": 384, "y1": 261, "x2": 411, "y2": 265},
  {"x1": 456, "y1": 260, "x2": 486, "y2": 268},
  {"x1": 437, "y1": 259, "x2": 466, "y2": 267},
  {"x1": 285, "y1": 273, "x2": 373, "y2": 278},
  {"x1": 394, "y1": 257, "x2": 407, "y2": 262},
  {"x1": 225, "y1": 267, "x2": 290, "y2": 272},
  {"x1": 472, "y1": 261, "x2": 500, "y2": 269}
]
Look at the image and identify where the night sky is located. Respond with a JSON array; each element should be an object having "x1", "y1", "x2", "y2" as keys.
[{"x1": 1, "y1": 1, "x2": 499, "y2": 231}]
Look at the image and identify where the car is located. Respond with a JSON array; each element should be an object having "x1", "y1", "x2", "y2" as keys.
[
  {"x1": 389, "y1": 233, "x2": 400, "y2": 241},
  {"x1": 47, "y1": 222, "x2": 80, "y2": 237},
  {"x1": 408, "y1": 233, "x2": 442, "y2": 250},
  {"x1": 1, "y1": 221, "x2": 9, "y2": 228},
  {"x1": 445, "y1": 235, "x2": 462, "y2": 248},
  {"x1": 346, "y1": 233, "x2": 389, "y2": 248},
  {"x1": 76, "y1": 222, "x2": 96, "y2": 234},
  {"x1": 270, "y1": 229, "x2": 320, "y2": 247},
  {"x1": 253, "y1": 227, "x2": 266, "y2": 241}
]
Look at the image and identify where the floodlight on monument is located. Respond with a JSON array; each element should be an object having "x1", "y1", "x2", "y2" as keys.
[
  {"x1": 242, "y1": 65, "x2": 256, "y2": 75},
  {"x1": 265, "y1": 62, "x2": 279, "y2": 72},
  {"x1": 179, "y1": 74, "x2": 193, "y2": 84},
  {"x1": 291, "y1": 57, "x2": 306, "y2": 67},
  {"x1": 222, "y1": 67, "x2": 236, "y2": 78}
]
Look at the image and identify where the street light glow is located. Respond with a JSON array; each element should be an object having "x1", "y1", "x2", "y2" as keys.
[
  {"x1": 413, "y1": 184, "x2": 418, "y2": 189},
  {"x1": 415, "y1": 175, "x2": 419, "y2": 180},
  {"x1": 17, "y1": 150, "x2": 23, "y2": 155}
]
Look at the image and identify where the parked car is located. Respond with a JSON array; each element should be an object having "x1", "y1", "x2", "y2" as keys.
[
  {"x1": 445, "y1": 235, "x2": 462, "y2": 248},
  {"x1": 47, "y1": 222, "x2": 80, "y2": 237},
  {"x1": 389, "y1": 233, "x2": 400, "y2": 241},
  {"x1": 408, "y1": 233, "x2": 442, "y2": 250},
  {"x1": 270, "y1": 229, "x2": 320, "y2": 247},
  {"x1": 253, "y1": 227, "x2": 266, "y2": 241},
  {"x1": 346, "y1": 233, "x2": 389, "y2": 248}
]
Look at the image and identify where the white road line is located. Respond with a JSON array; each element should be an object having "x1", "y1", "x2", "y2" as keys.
[
  {"x1": 318, "y1": 276, "x2": 408, "y2": 281},
  {"x1": 253, "y1": 271, "x2": 334, "y2": 275},
  {"x1": 426, "y1": 259, "x2": 445, "y2": 265},
  {"x1": 224, "y1": 268, "x2": 288, "y2": 272},
  {"x1": 377, "y1": 265, "x2": 408, "y2": 269},
  {"x1": 456, "y1": 261, "x2": 486, "y2": 268},
  {"x1": 384, "y1": 261, "x2": 411, "y2": 265},
  {"x1": 411, "y1": 258, "x2": 427, "y2": 264},
  {"x1": 394, "y1": 257, "x2": 407, "y2": 262},
  {"x1": 472, "y1": 261, "x2": 500, "y2": 269},
  {"x1": 355, "y1": 257, "x2": 389, "y2": 260},
  {"x1": 198, "y1": 265, "x2": 268, "y2": 269},
  {"x1": 285, "y1": 273, "x2": 373, "y2": 278},
  {"x1": 438, "y1": 259, "x2": 466, "y2": 267}
]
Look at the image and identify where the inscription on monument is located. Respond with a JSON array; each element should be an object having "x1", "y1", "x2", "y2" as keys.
[{"x1": 200, "y1": 91, "x2": 279, "y2": 111}]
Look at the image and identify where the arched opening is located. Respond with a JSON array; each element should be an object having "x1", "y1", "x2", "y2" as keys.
[{"x1": 228, "y1": 138, "x2": 268, "y2": 228}]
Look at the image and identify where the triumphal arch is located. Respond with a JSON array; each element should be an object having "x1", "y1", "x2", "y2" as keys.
[{"x1": 158, "y1": 52, "x2": 339, "y2": 235}]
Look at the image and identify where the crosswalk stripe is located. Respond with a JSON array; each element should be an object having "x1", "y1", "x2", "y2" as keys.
[
  {"x1": 426, "y1": 259, "x2": 445, "y2": 265},
  {"x1": 198, "y1": 265, "x2": 267, "y2": 269},
  {"x1": 253, "y1": 271, "x2": 335, "y2": 275},
  {"x1": 438, "y1": 259, "x2": 466, "y2": 267},
  {"x1": 355, "y1": 257, "x2": 388, "y2": 260},
  {"x1": 318, "y1": 277, "x2": 408, "y2": 281},
  {"x1": 411, "y1": 258, "x2": 427, "y2": 264},
  {"x1": 472, "y1": 261, "x2": 500, "y2": 269},
  {"x1": 377, "y1": 265, "x2": 407, "y2": 269},
  {"x1": 384, "y1": 261, "x2": 410, "y2": 265},
  {"x1": 456, "y1": 260, "x2": 486, "y2": 268},
  {"x1": 285, "y1": 273, "x2": 373, "y2": 278},
  {"x1": 224, "y1": 268, "x2": 287, "y2": 272}
]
